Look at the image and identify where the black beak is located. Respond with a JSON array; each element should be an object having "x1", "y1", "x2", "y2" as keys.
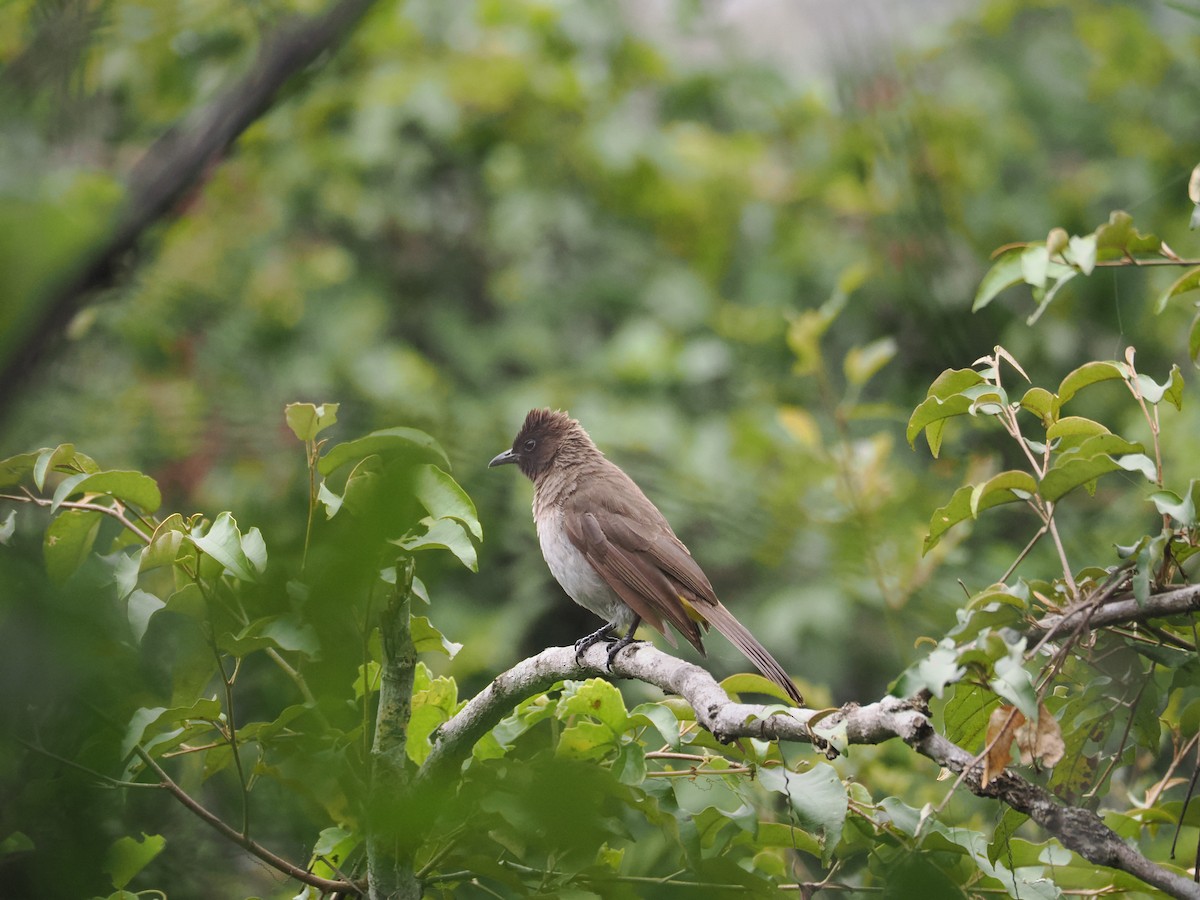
[{"x1": 489, "y1": 449, "x2": 518, "y2": 468}]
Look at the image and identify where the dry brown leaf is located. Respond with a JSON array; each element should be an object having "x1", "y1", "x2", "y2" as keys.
[
  {"x1": 982, "y1": 705, "x2": 1025, "y2": 788},
  {"x1": 1014, "y1": 701, "x2": 1065, "y2": 768}
]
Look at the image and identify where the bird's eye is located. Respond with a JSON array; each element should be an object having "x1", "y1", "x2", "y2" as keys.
[{"x1": 523, "y1": 438, "x2": 537, "y2": 453}]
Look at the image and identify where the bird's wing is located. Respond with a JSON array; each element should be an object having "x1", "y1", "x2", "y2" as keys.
[
  {"x1": 561, "y1": 474, "x2": 803, "y2": 705},
  {"x1": 565, "y1": 494, "x2": 804, "y2": 705},
  {"x1": 564, "y1": 506, "x2": 704, "y2": 653}
]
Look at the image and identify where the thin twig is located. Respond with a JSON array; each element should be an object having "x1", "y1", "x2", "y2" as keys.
[
  {"x1": 131, "y1": 745, "x2": 359, "y2": 895},
  {"x1": 0, "y1": 491, "x2": 154, "y2": 544},
  {"x1": 19, "y1": 738, "x2": 159, "y2": 790}
]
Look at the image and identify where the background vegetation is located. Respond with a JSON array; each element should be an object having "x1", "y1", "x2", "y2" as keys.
[{"x1": 1, "y1": 0, "x2": 1199, "y2": 896}]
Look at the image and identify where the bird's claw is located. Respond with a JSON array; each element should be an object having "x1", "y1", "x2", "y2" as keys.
[
  {"x1": 604, "y1": 637, "x2": 642, "y2": 670},
  {"x1": 574, "y1": 624, "x2": 616, "y2": 664}
]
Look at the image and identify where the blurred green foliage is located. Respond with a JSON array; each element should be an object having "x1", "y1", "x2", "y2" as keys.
[{"x1": 2, "y1": 0, "x2": 1200, "y2": 896}]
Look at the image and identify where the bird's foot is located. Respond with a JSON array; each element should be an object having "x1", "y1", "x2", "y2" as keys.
[
  {"x1": 574, "y1": 624, "x2": 615, "y2": 663},
  {"x1": 604, "y1": 634, "x2": 643, "y2": 670}
]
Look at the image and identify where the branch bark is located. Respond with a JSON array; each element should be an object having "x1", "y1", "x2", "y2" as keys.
[
  {"x1": 0, "y1": 0, "x2": 379, "y2": 421},
  {"x1": 1032, "y1": 582, "x2": 1200, "y2": 635},
  {"x1": 367, "y1": 557, "x2": 421, "y2": 900},
  {"x1": 421, "y1": 638, "x2": 1199, "y2": 900}
]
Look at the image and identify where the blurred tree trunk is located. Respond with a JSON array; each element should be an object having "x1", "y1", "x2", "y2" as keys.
[
  {"x1": 367, "y1": 557, "x2": 421, "y2": 900},
  {"x1": 0, "y1": 0, "x2": 379, "y2": 423}
]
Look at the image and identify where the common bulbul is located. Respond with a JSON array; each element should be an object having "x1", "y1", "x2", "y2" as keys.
[{"x1": 490, "y1": 408, "x2": 803, "y2": 706}]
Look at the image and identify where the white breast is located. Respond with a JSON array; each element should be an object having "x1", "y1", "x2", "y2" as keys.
[{"x1": 536, "y1": 504, "x2": 635, "y2": 631}]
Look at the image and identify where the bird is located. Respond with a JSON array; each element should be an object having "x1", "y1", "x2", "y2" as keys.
[{"x1": 489, "y1": 408, "x2": 803, "y2": 706}]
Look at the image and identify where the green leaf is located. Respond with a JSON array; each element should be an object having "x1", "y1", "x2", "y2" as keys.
[
  {"x1": 187, "y1": 512, "x2": 258, "y2": 582},
  {"x1": 924, "y1": 472, "x2": 1036, "y2": 553},
  {"x1": 671, "y1": 768, "x2": 747, "y2": 817},
  {"x1": 1191, "y1": 313, "x2": 1200, "y2": 368},
  {"x1": 987, "y1": 809, "x2": 1030, "y2": 865},
  {"x1": 162, "y1": 583, "x2": 206, "y2": 621},
  {"x1": 970, "y1": 470, "x2": 1038, "y2": 517},
  {"x1": 0, "y1": 452, "x2": 38, "y2": 490},
  {"x1": 1045, "y1": 416, "x2": 1109, "y2": 443},
  {"x1": 35, "y1": 444, "x2": 84, "y2": 490},
  {"x1": 613, "y1": 742, "x2": 647, "y2": 785},
  {"x1": 745, "y1": 822, "x2": 822, "y2": 859},
  {"x1": 262, "y1": 616, "x2": 320, "y2": 655},
  {"x1": 394, "y1": 516, "x2": 478, "y2": 571},
  {"x1": 1019, "y1": 387, "x2": 1055, "y2": 424},
  {"x1": 127, "y1": 590, "x2": 165, "y2": 644},
  {"x1": 948, "y1": 588, "x2": 1026, "y2": 641},
  {"x1": 1065, "y1": 233, "x2": 1097, "y2": 274},
  {"x1": 758, "y1": 764, "x2": 847, "y2": 866},
  {"x1": 1039, "y1": 435, "x2": 1143, "y2": 502},
  {"x1": 219, "y1": 615, "x2": 320, "y2": 657},
  {"x1": 0, "y1": 509, "x2": 14, "y2": 545},
  {"x1": 1134, "y1": 364, "x2": 1184, "y2": 409},
  {"x1": 990, "y1": 642, "x2": 1038, "y2": 719},
  {"x1": 241, "y1": 527, "x2": 268, "y2": 575},
  {"x1": 1134, "y1": 532, "x2": 1168, "y2": 605},
  {"x1": 32, "y1": 445, "x2": 100, "y2": 489},
  {"x1": 339, "y1": 453, "x2": 383, "y2": 516},
  {"x1": 1153, "y1": 265, "x2": 1200, "y2": 314},
  {"x1": 415, "y1": 465, "x2": 482, "y2": 541},
  {"x1": 318, "y1": 427, "x2": 449, "y2": 476},
  {"x1": 925, "y1": 367, "x2": 989, "y2": 400},
  {"x1": 407, "y1": 704, "x2": 450, "y2": 766},
  {"x1": 1020, "y1": 244, "x2": 1049, "y2": 289},
  {"x1": 629, "y1": 702, "x2": 681, "y2": 750},
  {"x1": 103, "y1": 833, "x2": 165, "y2": 890},
  {"x1": 1150, "y1": 481, "x2": 1200, "y2": 526},
  {"x1": 237, "y1": 705, "x2": 308, "y2": 745},
  {"x1": 411, "y1": 615, "x2": 463, "y2": 658},
  {"x1": 557, "y1": 720, "x2": 618, "y2": 760},
  {"x1": 1026, "y1": 263, "x2": 1077, "y2": 325},
  {"x1": 973, "y1": 246, "x2": 1025, "y2": 311},
  {"x1": 50, "y1": 470, "x2": 161, "y2": 514},
  {"x1": 284, "y1": 402, "x2": 340, "y2": 441},
  {"x1": 408, "y1": 667, "x2": 457, "y2": 765},
  {"x1": 559, "y1": 679, "x2": 628, "y2": 734},
  {"x1": 309, "y1": 826, "x2": 362, "y2": 881},
  {"x1": 43, "y1": 508, "x2": 102, "y2": 585},
  {"x1": 488, "y1": 693, "x2": 561, "y2": 752},
  {"x1": 1116, "y1": 453, "x2": 1157, "y2": 482},
  {"x1": 0, "y1": 831, "x2": 33, "y2": 856},
  {"x1": 354, "y1": 660, "x2": 382, "y2": 699},
  {"x1": 316, "y1": 480, "x2": 343, "y2": 518},
  {"x1": 140, "y1": 514, "x2": 187, "y2": 572},
  {"x1": 720, "y1": 672, "x2": 798, "y2": 704},
  {"x1": 942, "y1": 681, "x2": 1001, "y2": 748},
  {"x1": 1055, "y1": 360, "x2": 1127, "y2": 409},
  {"x1": 1095, "y1": 210, "x2": 1161, "y2": 258},
  {"x1": 843, "y1": 337, "x2": 896, "y2": 386},
  {"x1": 907, "y1": 393, "x2": 974, "y2": 455},
  {"x1": 122, "y1": 700, "x2": 222, "y2": 760},
  {"x1": 98, "y1": 550, "x2": 141, "y2": 600},
  {"x1": 892, "y1": 639, "x2": 965, "y2": 699}
]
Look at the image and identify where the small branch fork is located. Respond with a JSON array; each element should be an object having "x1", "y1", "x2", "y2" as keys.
[{"x1": 421, "y1": 584, "x2": 1200, "y2": 900}]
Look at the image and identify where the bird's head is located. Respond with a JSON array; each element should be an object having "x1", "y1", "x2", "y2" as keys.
[{"x1": 489, "y1": 408, "x2": 590, "y2": 481}]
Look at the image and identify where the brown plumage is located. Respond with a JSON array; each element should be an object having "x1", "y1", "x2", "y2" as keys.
[{"x1": 490, "y1": 408, "x2": 803, "y2": 706}]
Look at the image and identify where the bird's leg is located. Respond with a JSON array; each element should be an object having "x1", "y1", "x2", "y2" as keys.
[
  {"x1": 574, "y1": 622, "x2": 616, "y2": 662},
  {"x1": 604, "y1": 616, "x2": 643, "y2": 671}
]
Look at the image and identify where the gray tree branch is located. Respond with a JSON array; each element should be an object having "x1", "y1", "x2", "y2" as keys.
[
  {"x1": 1033, "y1": 581, "x2": 1200, "y2": 635},
  {"x1": 420, "y1": 617, "x2": 1199, "y2": 899}
]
